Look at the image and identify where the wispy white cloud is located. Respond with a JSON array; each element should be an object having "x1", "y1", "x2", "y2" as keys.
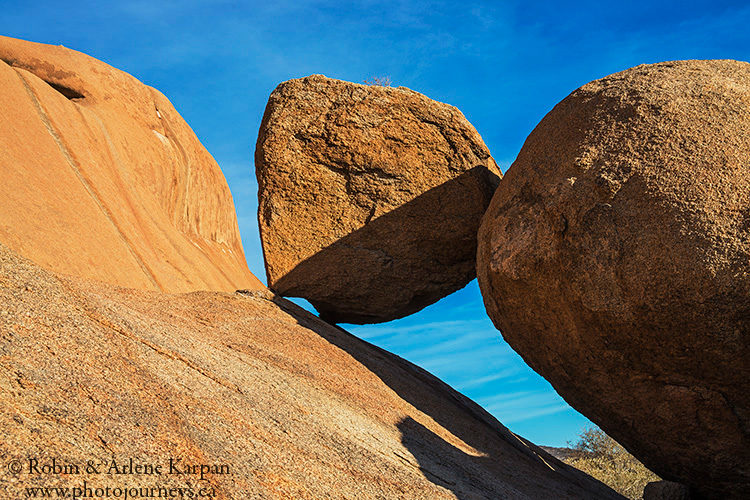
[
  {"x1": 352, "y1": 319, "x2": 486, "y2": 340},
  {"x1": 480, "y1": 390, "x2": 573, "y2": 424},
  {"x1": 454, "y1": 367, "x2": 522, "y2": 391}
]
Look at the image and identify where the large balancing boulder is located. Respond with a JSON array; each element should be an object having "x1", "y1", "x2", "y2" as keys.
[
  {"x1": 477, "y1": 60, "x2": 750, "y2": 499},
  {"x1": 257, "y1": 75, "x2": 500, "y2": 324}
]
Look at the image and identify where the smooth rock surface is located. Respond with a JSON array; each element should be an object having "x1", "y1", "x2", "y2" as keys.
[
  {"x1": 642, "y1": 481, "x2": 693, "y2": 500},
  {"x1": 0, "y1": 243, "x2": 623, "y2": 499},
  {"x1": 477, "y1": 60, "x2": 750, "y2": 499},
  {"x1": 256, "y1": 75, "x2": 500, "y2": 323},
  {"x1": 0, "y1": 35, "x2": 262, "y2": 293}
]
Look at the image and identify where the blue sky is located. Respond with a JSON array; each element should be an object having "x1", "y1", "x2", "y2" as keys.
[{"x1": 5, "y1": 0, "x2": 748, "y2": 447}]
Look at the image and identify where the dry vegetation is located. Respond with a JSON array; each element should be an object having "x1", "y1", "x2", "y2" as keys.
[
  {"x1": 565, "y1": 427, "x2": 660, "y2": 499},
  {"x1": 363, "y1": 75, "x2": 392, "y2": 86}
]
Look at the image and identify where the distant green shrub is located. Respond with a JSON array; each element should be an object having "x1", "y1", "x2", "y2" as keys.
[{"x1": 565, "y1": 427, "x2": 659, "y2": 499}]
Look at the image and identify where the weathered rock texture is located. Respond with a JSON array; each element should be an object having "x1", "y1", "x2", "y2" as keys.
[
  {"x1": 477, "y1": 60, "x2": 750, "y2": 499},
  {"x1": 256, "y1": 75, "x2": 500, "y2": 324},
  {"x1": 0, "y1": 35, "x2": 262, "y2": 293},
  {"x1": 0, "y1": 243, "x2": 623, "y2": 499}
]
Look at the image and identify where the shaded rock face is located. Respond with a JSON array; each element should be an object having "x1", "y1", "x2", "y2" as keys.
[
  {"x1": 643, "y1": 481, "x2": 693, "y2": 500},
  {"x1": 477, "y1": 60, "x2": 750, "y2": 499},
  {"x1": 0, "y1": 243, "x2": 623, "y2": 499},
  {"x1": 0, "y1": 35, "x2": 263, "y2": 293},
  {"x1": 256, "y1": 75, "x2": 500, "y2": 324}
]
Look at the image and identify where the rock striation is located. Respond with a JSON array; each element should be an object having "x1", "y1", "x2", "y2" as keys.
[
  {"x1": 0, "y1": 243, "x2": 623, "y2": 499},
  {"x1": 477, "y1": 60, "x2": 750, "y2": 499},
  {"x1": 256, "y1": 75, "x2": 500, "y2": 323},
  {"x1": 0, "y1": 35, "x2": 262, "y2": 293}
]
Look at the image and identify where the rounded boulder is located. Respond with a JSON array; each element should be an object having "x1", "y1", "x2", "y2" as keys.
[{"x1": 477, "y1": 60, "x2": 750, "y2": 499}]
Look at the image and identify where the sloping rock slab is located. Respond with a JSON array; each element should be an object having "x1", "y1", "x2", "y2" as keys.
[{"x1": 0, "y1": 243, "x2": 621, "y2": 499}]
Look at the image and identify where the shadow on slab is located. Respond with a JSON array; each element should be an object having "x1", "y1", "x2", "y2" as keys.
[{"x1": 257, "y1": 294, "x2": 624, "y2": 499}]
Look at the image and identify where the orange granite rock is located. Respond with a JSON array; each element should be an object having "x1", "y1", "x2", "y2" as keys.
[
  {"x1": 0, "y1": 242, "x2": 623, "y2": 499},
  {"x1": 256, "y1": 75, "x2": 500, "y2": 323},
  {"x1": 477, "y1": 60, "x2": 750, "y2": 499},
  {"x1": 0, "y1": 35, "x2": 262, "y2": 293}
]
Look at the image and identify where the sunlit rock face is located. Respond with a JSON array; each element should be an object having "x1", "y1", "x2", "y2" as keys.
[
  {"x1": 0, "y1": 242, "x2": 624, "y2": 499},
  {"x1": 477, "y1": 60, "x2": 750, "y2": 499},
  {"x1": 256, "y1": 75, "x2": 500, "y2": 324},
  {"x1": 0, "y1": 35, "x2": 262, "y2": 293}
]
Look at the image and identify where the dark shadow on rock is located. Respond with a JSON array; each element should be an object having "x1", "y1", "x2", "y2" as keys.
[
  {"x1": 642, "y1": 480, "x2": 698, "y2": 500},
  {"x1": 270, "y1": 166, "x2": 500, "y2": 324},
  {"x1": 396, "y1": 416, "x2": 497, "y2": 499},
  {"x1": 237, "y1": 291, "x2": 625, "y2": 499}
]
